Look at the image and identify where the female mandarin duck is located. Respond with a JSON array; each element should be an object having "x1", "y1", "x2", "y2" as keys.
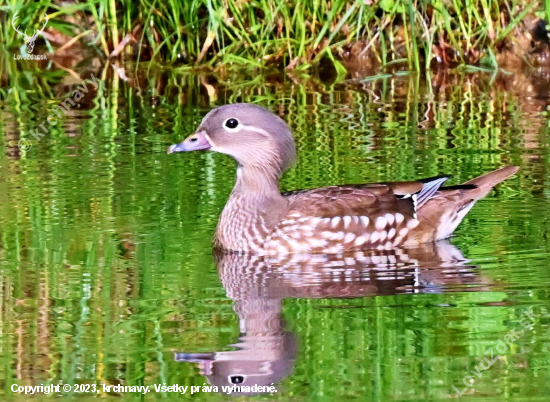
[{"x1": 168, "y1": 104, "x2": 518, "y2": 254}]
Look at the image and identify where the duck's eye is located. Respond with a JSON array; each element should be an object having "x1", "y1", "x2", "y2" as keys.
[
  {"x1": 229, "y1": 375, "x2": 244, "y2": 384},
  {"x1": 224, "y1": 118, "x2": 239, "y2": 130}
]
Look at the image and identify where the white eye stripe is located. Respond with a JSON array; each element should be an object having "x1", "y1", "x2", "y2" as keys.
[
  {"x1": 221, "y1": 119, "x2": 272, "y2": 137},
  {"x1": 242, "y1": 125, "x2": 271, "y2": 137}
]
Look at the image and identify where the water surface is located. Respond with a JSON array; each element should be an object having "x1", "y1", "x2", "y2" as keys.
[{"x1": 1, "y1": 63, "x2": 550, "y2": 401}]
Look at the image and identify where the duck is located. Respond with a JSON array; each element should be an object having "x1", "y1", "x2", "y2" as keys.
[{"x1": 167, "y1": 103, "x2": 518, "y2": 254}]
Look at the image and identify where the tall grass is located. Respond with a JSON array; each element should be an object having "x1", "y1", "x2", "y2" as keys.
[{"x1": 0, "y1": 0, "x2": 545, "y2": 72}]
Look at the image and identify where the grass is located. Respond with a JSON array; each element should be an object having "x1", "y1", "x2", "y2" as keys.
[{"x1": 0, "y1": 0, "x2": 546, "y2": 73}]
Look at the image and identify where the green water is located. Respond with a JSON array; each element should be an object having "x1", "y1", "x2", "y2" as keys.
[{"x1": 1, "y1": 65, "x2": 549, "y2": 401}]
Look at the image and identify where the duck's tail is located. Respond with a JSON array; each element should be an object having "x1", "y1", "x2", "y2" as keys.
[
  {"x1": 461, "y1": 165, "x2": 519, "y2": 199},
  {"x1": 411, "y1": 166, "x2": 519, "y2": 244}
]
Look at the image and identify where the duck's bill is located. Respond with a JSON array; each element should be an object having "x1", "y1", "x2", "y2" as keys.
[
  {"x1": 174, "y1": 352, "x2": 215, "y2": 362},
  {"x1": 167, "y1": 131, "x2": 212, "y2": 154}
]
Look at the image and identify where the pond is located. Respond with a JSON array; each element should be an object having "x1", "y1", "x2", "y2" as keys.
[{"x1": 1, "y1": 62, "x2": 549, "y2": 401}]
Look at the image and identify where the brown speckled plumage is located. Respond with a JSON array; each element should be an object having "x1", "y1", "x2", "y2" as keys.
[{"x1": 168, "y1": 103, "x2": 519, "y2": 254}]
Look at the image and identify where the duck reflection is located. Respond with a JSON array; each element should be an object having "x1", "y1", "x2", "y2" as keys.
[{"x1": 175, "y1": 241, "x2": 488, "y2": 394}]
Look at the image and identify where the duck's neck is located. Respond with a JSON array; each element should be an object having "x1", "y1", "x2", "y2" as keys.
[{"x1": 215, "y1": 165, "x2": 288, "y2": 252}]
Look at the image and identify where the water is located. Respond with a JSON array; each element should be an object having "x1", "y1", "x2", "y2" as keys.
[{"x1": 1, "y1": 64, "x2": 550, "y2": 401}]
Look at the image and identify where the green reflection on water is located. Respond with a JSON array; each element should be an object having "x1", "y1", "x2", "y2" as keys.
[{"x1": 1, "y1": 65, "x2": 550, "y2": 401}]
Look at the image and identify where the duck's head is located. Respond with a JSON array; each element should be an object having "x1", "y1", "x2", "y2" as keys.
[{"x1": 168, "y1": 103, "x2": 296, "y2": 175}]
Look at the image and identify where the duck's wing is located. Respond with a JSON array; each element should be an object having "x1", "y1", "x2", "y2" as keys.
[
  {"x1": 283, "y1": 184, "x2": 412, "y2": 219},
  {"x1": 262, "y1": 177, "x2": 450, "y2": 253}
]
